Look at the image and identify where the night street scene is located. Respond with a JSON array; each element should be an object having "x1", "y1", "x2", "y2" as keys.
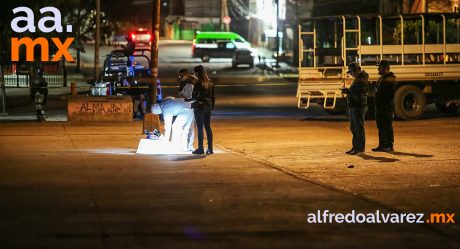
[{"x1": 0, "y1": 0, "x2": 459, "y2": 248}]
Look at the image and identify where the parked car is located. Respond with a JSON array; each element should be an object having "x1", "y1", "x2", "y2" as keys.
[
  {"x1": 232, "y1": 48, "x2": 254, "y2": 68},
  {"x1": 128, "y1": 29, "x2": 152, "y2": 46},
  {"x1": 192, "y1": 31, "x2": 251, "y2": 62}
]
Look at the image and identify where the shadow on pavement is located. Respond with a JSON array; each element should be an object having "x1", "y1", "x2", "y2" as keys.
[
  {"x1": 357, "y1": 153, "x2": 400, "y2": 163},
  {"x1": 386, "y1": 151, "x2": 433, "y2": 158},
  {"x1": 171, "y1": 155, "x2": 206, "y2": 161}
]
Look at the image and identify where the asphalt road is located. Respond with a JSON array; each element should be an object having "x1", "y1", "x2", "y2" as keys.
[
  {"x1": 79, "y1": 41, "x2": 276, "y2": 82},
  {"x1": 0, "y1": 120, "x2": 458, "y2": 248}
]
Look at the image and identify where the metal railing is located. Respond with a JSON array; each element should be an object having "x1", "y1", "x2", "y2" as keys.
[
  {"x1": 3, "y1": 62, "x2": 66, "y2": 88},
  {"x1": 299, "y1": 14, "x2": 460, "y2": 71}
]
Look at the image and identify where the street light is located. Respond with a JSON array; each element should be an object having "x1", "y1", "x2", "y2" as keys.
[{"x1": 276, "y1": 0, "x2": 280, "y2": 68}]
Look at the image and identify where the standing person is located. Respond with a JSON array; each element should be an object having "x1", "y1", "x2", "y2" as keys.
[
  {"x1": 341, "y1": 62, "x2": 369, "y2": 155},
  {"x1": 29, "y1": 67, "x2": 48, "y2": 121},
  {"x1": 372, "y1": 60, "x2": 396, "y2": 152},
  {"x1": 122, "y1": 35, "x2": 136, "y2": 76},
  {"x1": 192, "y1": 65, "x2": 215, "y2": 155},
  {"x1": 178, "y1": 69, "x2": 197, "y2": 151},
  {"x1": 178, "y1": 69, "x2": 197, "y2": 100}
]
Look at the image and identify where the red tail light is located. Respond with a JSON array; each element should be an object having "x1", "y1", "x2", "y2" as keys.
[
  {"x1": 147, "y1": 34, "x2": 152, "y2": 41},
  {"x1": 131, "y1": 34, "x2": 136, "y2": 40}
]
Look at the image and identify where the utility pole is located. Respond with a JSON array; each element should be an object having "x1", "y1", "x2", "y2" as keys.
[
  {"x1": 150, "y1": 0, "x2": 160, "y2": 109},
  {"x1": 143, "y1": 0, "x2": 161, "y2": 133},
  {"x1": 76, "y1": 5, "x2": 81, "y2": 73},
  {"x1": 275, "y1": 0, "x2": 280, "y2": 68},
  {"x1": 94, "y1": 0, "x2": 100, "y2": 81},
  {"x1": 0, "y1": 64, "x2": 7, "y2": 117},
  {"x1": 169, "y1": 0, "x2": 174, "y2": 15},
  {"x1": 221, "y1": 0, "x2": 229, "y2": 31}
]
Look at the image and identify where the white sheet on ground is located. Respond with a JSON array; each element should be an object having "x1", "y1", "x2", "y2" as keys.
[{"x1": 136, "y1": 139, "x2": 192, "y2": 155}]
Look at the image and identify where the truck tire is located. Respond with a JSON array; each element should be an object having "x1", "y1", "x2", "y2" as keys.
[
  {"x1": 201, "y1": 55, "x2": 210, "y2": 63},
  {"x1": 394, "y1": 85, "x2": 426, "y2": 120}
]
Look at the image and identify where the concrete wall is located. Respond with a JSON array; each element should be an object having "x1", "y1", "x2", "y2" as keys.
[{"x1": 67, "y1": 96, "x2": 133, "y2": 122}]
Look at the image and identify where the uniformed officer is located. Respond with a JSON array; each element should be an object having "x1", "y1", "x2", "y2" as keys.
[
  {"x1": 372, "y1": 60, "x2": 396, "y2": 152},
  {"x1": 342, "y1": 62, "x2": 369, "y2": 155}
]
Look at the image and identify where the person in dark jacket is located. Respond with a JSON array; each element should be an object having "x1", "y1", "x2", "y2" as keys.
[
  {"x1": 342, "y1": 62, "x2": 369, "y2": 155},
  {"x1": 122, "y1": 35, "x2": 135, "y2": 57},
  {"x1": 122, "y1": 35, "x2": 136, "y2": 76},
  {"x1": 372, "y1": 60, "x2": 396, "y2": 152},
  {"x1": 192, "y1": 65, "x2": 215, "y2": 155},
  {"x1": 29, "y1": 67, "x2": 48, "y2": 121}
]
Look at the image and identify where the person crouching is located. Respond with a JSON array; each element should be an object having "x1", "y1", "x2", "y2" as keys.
[{"x1": 152, "y1": 97, "x2": 195, "y2": 152}]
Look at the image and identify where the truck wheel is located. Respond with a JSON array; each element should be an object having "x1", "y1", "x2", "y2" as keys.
[
  {"x1": 201, "y1": 55, "x2": 210, "y2": 63},
  {"x1": 394, "y1": 85, "x2": 426, "y2": 120}
]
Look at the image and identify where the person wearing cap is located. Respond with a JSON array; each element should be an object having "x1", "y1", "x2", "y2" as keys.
[
  {"x1": 342, "y1": 62, "x2": 369, "y2": 155},
  {"x1": 372, "y1": 60, "x2": 396, "y2": 152},
  {"x1": 152, "y1": 97, "x2": 195, "y2": 152}
]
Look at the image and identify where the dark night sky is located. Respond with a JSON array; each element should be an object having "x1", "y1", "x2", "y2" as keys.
[
  {"x1": 313, "y1": 0, "x2": 381, "y2": 16},
  {"x1": 0, "y1": 0, "x2": 159, "y2": 22}
]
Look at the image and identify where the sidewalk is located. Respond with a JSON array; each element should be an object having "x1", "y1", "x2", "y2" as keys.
[
  {"x1": 1, "y1": 71, "x2": 90, "y2": 121},
  {"x1": 0, "y1": 121, "x2": 457, "y2": 248}
]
